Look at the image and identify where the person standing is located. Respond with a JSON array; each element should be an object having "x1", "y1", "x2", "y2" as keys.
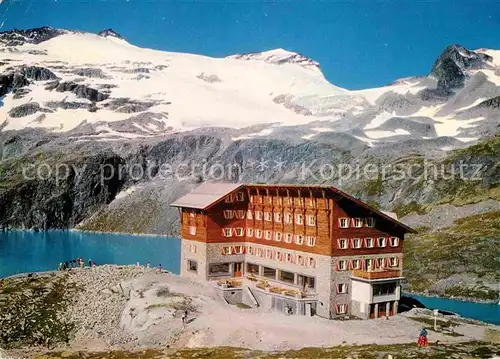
[
  {"x1": 418, "y1": 327, "x2": 428, "y2": 347},
  {"x1": 88, "y1": 259, "x2": 92, "y2": 267}
]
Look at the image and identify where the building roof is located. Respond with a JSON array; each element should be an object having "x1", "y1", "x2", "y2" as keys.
[
  {"x1": 170, "y1": 182, "x2": 243, "y2": 209},
  {"x1": 170, "y1": 182, "x2": 415, "y2": 233}
]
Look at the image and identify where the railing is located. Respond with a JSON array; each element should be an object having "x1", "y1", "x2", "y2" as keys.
[{"x1": 352, "y1": 269, "x2": 402, "y2": 280}]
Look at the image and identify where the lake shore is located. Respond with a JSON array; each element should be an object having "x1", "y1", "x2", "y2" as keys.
[{"x1": 2, "y1": 265, "x2": 499, "y2": 359}]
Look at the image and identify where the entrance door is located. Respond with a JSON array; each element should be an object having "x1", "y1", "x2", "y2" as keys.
[{"x1": 234, "y1": 262, "x2": 243, "y2": 277}]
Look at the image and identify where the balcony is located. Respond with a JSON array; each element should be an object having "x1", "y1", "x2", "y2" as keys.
[{"x1": 352, "y1": 269, "x2": 402, "y2": 281}]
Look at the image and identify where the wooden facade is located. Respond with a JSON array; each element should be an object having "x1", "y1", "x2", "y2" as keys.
[{"x1": 178, "y1": 184, "x2": 414, "y2": 256}]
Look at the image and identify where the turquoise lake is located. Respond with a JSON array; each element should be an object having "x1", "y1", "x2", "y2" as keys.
[{"x1": 0, "y1": 231, "x2": 498, "y2": 325}]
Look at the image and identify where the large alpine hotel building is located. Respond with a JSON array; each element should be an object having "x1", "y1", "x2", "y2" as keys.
[{"x1": 171, "y1": 183, "x2": 415, "y2": 319}]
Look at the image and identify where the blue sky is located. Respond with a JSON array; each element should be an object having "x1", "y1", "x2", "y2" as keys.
[{"x1": 1, "y1": 0, "x2": 499, "y2": 90}]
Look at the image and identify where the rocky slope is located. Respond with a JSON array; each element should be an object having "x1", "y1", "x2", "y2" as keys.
[{"x1": 1, "y1": 27, "x2": 500, "y2": 300}]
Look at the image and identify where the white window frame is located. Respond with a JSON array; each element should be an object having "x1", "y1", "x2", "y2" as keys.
[
  {"x1": 339, "y1": 238, "x2": 348, "y2": 249},
  {"x1": 255, "y1": 211, "x2": 262, "y2": 220},
  {"x1": 247, "y1": 210, "x2": 253, "y2": 220},
  {"x1": 223, "y1": 210, "x2": 234, "y2": 219},
  {"x1": 264, "y1": 230, "x2": 272, "y2": 240},
  {"x1": 284, "y1": 233, "x2": 293, "y2": 243},
  {"x1": 353, "y1": 238, "x2": 362, "y2": 249},
  {"x1": 236, "y1": 192, "x2": 244, "y2": 201},
  {"x1": 390, "y1": 237, "x2": 399, "y2": 247},
  {"x1": 339, "y1": 218, "x2": 349, "y2": 228},
  {"x1": 365, "y1": 237, "x2": 374, "y2": 248},
  {"x1": 246, "y1": 228, "x2": 253, "y2": 237},
  {"x1": 234, "y1": 246, "x2": 244, "y2": 254},
  {"x1": 264, "y1": 212, "x2": 272, "y2": 222},
  {"x1": 274, "y1": 212, "x2": 282, "y2": 223},
  {"x1": 275, "y1": 232, "x2": 282, "y2": 242},
  {"x1": 337, "y1": 283, "x2": 348, "y2": 294},
  {"x1": 235, "y1": 228, "x2": 244, "y2": 237},
  {"x1": 306, "y1": 236, "x2": 316, "y2": 247},
  {"x1": 188, "y1": 226, "x2": 196, "y2": 235},
  {"x1": 352, "y1": 218, "x2": 363, "y2": 228},
  {"x1": 255, "y1": 229, "x2": 262, "y2": 239},
  {"x1": 284, "y1": 213, "x2": 292, "y2": 224},
  {"x1": 336, "y1": 304, "x2": 348, "y2": 314},
  {"x1": 376, "y1": 258, "x2": 383, "y2": 268},
  {"x1": 225, "y1": 195, "x2": 233, "y2": 203},
  {"x1": 222, "y1": 246, "x2": 231, "y2": 255},
  {"x1": 338, "y1": 260, "x2": 347, "y2": 271},
  {"x1": 390, "y1": 257, "x2": 399, "y2": 267},
  {"x1": 366, "y1": 217, "x2": 375, "y2": 227},
  {"x1": 352, "y1": 259, "x2": 361, "y2": 269},
  {"x1": 307, "y1": 215, "x2": 315, "y2": 226},
  {"x1": 295, "y1": 214, "x2": 304, "y2": 225},
  {"x1": 377, "y1": 237, "x2": 387, "y2": 248},
  {"x1": 295, "y1": 234, "x2": 304, "y2": 245},
  {"x1": 236, "y1": 210, "x2": 245, "y2": 219},
  {"x1": 286, "y1": 253, "x2": 293, "y2": 263},
  {"x1": 223, "y1": 228, "x2": 232, "y2": 237}
]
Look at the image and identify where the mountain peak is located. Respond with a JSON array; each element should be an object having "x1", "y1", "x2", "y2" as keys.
[
  {"x1": 226, "y1": 48, "x2": 321, "y2": 73},
  {"x1": 97, "y1": 28, "x2": 124, "y2": 40}
]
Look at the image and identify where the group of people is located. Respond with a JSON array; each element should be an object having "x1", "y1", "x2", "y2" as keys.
[
  {"x1": 136, "y1": 261, "x2": 164, "y2": 273},
  {"x1": 58, "y1": 258, "x2": 96, "y2": 271}
]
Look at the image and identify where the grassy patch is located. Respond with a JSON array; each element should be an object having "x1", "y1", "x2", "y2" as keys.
[{"x1": 0, "y1": 273, "x2": 78, "y2": 349}]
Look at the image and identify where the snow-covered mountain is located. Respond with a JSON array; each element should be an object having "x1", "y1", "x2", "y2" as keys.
[{"x1": 1, "y1": 27, "x2": 500, "y2": 150}]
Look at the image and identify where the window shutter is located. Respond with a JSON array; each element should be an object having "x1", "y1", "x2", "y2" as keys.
[
  {"x1": 242, "y1": 246, "x2": 246, "y2": 254},
  {"x1": 335, "y1": 304, "x2": 339, "y2": 313},
  {"x1": 231, "y1": 246, "x2": 236, "y2": 254},
  {"x1": 337, "y1": 239, "x2": 341, "y2": 248},
  {"x1": 384, "y1": 258, "x2": 389, "y2": 268},
  {"x1": 336, "y1": 261, "x2": 340, "y2": 271},
  {"x1": 349, "y1": 260, "x2": 354, "y2": 270},
  {"x1": 345, "y1": 284, "x2": 349, "y2": 294},
  {"x1": 395, "y1": 257, "x2": 399, "y2": 266},
  {"x1": 361, "y1": 259, "x2": 366, "y2": 270},
  {"x1": 336, "y1": 284, "x2": 339, "y2": 294}
]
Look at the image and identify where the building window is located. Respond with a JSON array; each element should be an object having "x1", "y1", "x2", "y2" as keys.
[
  {"x1": 376, "y1": 257, "x2": 383, "y2": 268},
  {"x1": 279, "y1": 270, "x2": 295, "y2": 284},
  {"x1": 235, "y1": 228, "x2": 244, "y2": 237},
  {"x1": 338, "y1": 260, "x2": 347, "y2": 271},
  {"x1": 373, "y1": 282, "x2": 397, "y2": 296},
  {"x1": 223, "y1": 210, "x2": 234, "y2": 219},
  {"x1": 287, "y1": 197, "x2": 293, "y2": 205},
  {"x1": 188, "y1": 226, "x2": 196, "y2": 235},
  {"x1": 275, "y1": 212, "x2": 282, "y2": 222},
  {"x1": 297, "y1": 198, "x2": 304, "y2": 207},
  {"x1": 223, "y1": 228, "x2": 232, "y2": 237},
  {"x1": 336, "y1": 304, "x2": 348, "y2": 314},
  {"x1": 236, "y1": 210, "x2": 245, "y2": 219},
  {"x1": 308, "y1": 198, "x2": 314, "y2": 207},
  {"x1": 286, "y1": 253, "x2": 294, "y2": 263},
  {"x1": 352, "y1": 218, "x2": 363, "y2": 228},
  {"x1": 225, "y1": 195, "x2": 233, "y2": 203},
  {"x1": 275, "y1": 232, "x2": 282, "y2": 242},
  {"x1": 255, "y1": 211, "x2": 262, "y2": 220},
  {"x1": 339, "y1": 238, "x2": 348, "y2": 249},
  {"x1": 209, "y1": 263, "x2": 230, "y2": 276},
  {"x1": 256, "y1": 229, "x2": 263, "y2": 239},
  {"x1": 378, "y1": 237, "x2": 387, "y2": 248},
  {"x1": 298, "y1": 275, "x2": 315, "y2": 289},
  {"x1": 222, "y1": 246, "x2": 231, "y2": 255},
  {"x1": 390, "y1": 237, "x2": 399, "y2": 247},
  {"x1": 366, "y1": 217, "x2": 375, "y2": 227},
  {"x1": 264, "y1": 212, "x2": 272, "y2": 221},
  {"x1": 284, "y1": 233, "x2": 293, "y2": 243},
  {"x1": 390, "y1": 257, "x2": 399, "y2": 267},
  {"x1": 352, "y1": 259, "x2": 361, "y2": 269},
  {"x1": 365, "y1": 259, "x2": 374, "y2": 271},
  {"x1": 264, "y1": 230, "x2": 272, "y2": 240},
  {"x1": 267, "y1": 197, "x2": 273, "y2": 204},
  {"x1": 284, "y1": 213, "x2": 292, "y2": 224},
  {"x1": 352, "y1": 238, "x2": 362, "y2": 248},
  {"x1": 295, "y1": 214, "x2": 304, "y2": 225},
  {"x1": 187, "y1": 260, "x2": 197, "y2": 272},
  {"x1": 246, "y1": 228, "x2": 253, "y2": 237},
  {"x1": 337, "y1": 283, "x2": 348, "y2": 294},
  {"x1": 266, "y1": 249, "x2": 273, "y2": 259},
  {"x1": 306, "y1": 236, "x2": 316, "y2": 247},
  {"x1": 365, "y1": 237, "x2": 374, "y2": 248},
  {"x1": 308, "y1": 257, "x2": 316, "y2": 268},
  {"x1": 258, "y1": 196, "x2": 263, "y2": 204},
  {"x1": 307, "y1": 215, "x2": 315, "y2": 226},
  {"x1": 263, "y1": 267, "x2": 276, "y2": 279},
  {"x1": 339, "y1": 218, "x2": 349, "y2": 228},
  {"x1": 247, "y1": 263, "x2": 259, "y2": 275},
  {"x1": 236, "y1": 192, "x2": 244, "y2": 201},
  {"x1": 295, "y1": 234, "x2": 304, "y2": 245},
  {"x1": 247, "y1": 210, "x2": 253, "y2": 220},
  {"x1": 234, "y1": 246, "x2": 244, "y2": 254}
]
